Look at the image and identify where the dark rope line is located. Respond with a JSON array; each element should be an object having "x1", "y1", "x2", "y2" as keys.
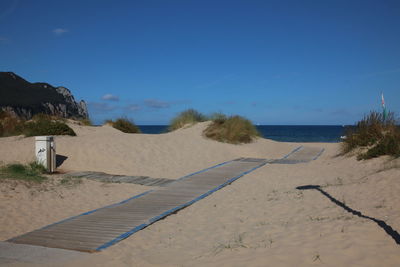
[{"x1": 296, "y1": 185, "x2": 400, "y2": 245}]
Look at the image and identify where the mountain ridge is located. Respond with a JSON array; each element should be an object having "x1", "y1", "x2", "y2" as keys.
[{"x1": 0, "y1": 72, "x2": 88, "y2": 120}]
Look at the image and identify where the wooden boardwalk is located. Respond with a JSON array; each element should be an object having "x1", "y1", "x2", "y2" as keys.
[
  {"x1": 8, "y1": 158, "x2": 269, "y2": 252},
  {"x1": 8, "y1": 146, "x2": 324, "y2": 252},
  {"x1": 64, "y1": 172, "x2": 174, "y2": 187},
  {"x1": 270, "y1": 146, "x2": 324, "y2": 164}
]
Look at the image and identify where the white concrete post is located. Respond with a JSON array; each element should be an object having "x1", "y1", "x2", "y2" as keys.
[{"x1": 35, "y1": 136, "x2": 56, "y2": 173}]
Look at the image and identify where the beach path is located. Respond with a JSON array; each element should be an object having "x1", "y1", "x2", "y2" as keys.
[
  {"x1": 63, "y1": 172, "x2": 175, "y2": 187},
  {"x1": 7, "y1": 158, "x2": 269, "y2": 252},
  {"x1": 270, "y1": 146, "x2": 324, "y2": 164},
  {"x1": 6, "y1": 146, "x2": 324, "y2": 253}
]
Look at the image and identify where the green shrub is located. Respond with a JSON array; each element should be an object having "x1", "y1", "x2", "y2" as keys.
[
  {"x1": 32, "y1": 113, "x2": 53, "y2": 121},
  {"x1": 29, "y1": 161, "x2": 47, "y2": 173},
  {"x1": 342, "y1": 111, "x2": 400, "y2": 159},
  {"x1": 0, "y1": 112, "x2": 76, "y2": 137},
  {"x1": 109, "y1": 118, "x2": 141, "y2": 133},
  {"x1": 0, "y1": 110, "x2": 6, "y2": 119},
  {"x1": 204, "y1": 115, "x2": 260, "y2": 144},
  {"x1": 169, "y1": 109, "x2": 207, "y2": 131},
  {"x1": 357, "y1": 128, "x2": 400, "y2": 159},
  {"x1": 0, "y1": 111, "x2": 25, "y2": 137},
  {"x1": 24, "y1": 119, "x2": 76, "y2": 137},
  {"x1": 0, "y1": 162, "x2": 47, "y2": 183}
]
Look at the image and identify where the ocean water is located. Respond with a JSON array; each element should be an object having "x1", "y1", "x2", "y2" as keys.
[
  {"x1": 138, "y1": 125, "x2": 169, "y2": 134},
  {"x1": 255, "y1": 125, "x2": 345, "y2": 143},
  {"x1": 138, "y1": 125, "x2": 345, "y2": 143}
]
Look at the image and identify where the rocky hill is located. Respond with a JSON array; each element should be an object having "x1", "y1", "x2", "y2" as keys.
[{"x1": 0, "y1": 72, "x2": 88, "y2": 119}]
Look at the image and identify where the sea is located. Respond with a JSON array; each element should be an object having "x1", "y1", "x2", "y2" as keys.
[{"x1": 138, "y1": 125, "x2": 346, "y2": 143}]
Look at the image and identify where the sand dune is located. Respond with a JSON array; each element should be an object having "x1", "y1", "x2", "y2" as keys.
[{"x1": 0, "y1": 122, "x2": 399, "y2": 266}]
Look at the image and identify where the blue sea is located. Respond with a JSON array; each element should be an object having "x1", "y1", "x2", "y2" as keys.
[{"x1": 138, "y1": 125, "x2": 346, "y2": 143}]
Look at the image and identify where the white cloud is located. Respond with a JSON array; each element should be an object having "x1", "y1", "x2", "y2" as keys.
[
  {"x1": 126, "y1": 104, "x2": 141, "y2": 111},
  {"x1": 144, "y1": 99, "x2": 170, "y2": 109},
  {"x1": 52, "y1": 28, "x2": 69, "y2": 36},
  {"x1": 102, "y1": 94, "x2": 120, "y2": 101}
]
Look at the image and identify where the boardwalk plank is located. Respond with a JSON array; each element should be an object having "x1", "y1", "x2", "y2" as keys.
[{"x1": 32, "y1": 228, "x2": 126, "y2": 237}]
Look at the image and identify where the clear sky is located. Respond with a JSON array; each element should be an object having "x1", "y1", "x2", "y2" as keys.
[{"x1": 1, "y1": 0, "x2": 399, "y2": 125}]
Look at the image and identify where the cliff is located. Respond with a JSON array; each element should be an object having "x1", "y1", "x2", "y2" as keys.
[{"x1": 0, "y1": 72, "x2": 88, "y2": 120}]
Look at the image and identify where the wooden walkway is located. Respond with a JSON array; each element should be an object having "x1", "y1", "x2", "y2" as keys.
[
  {"x1": 64, "y1": 172, "x2": 174, "y2": 187},
  {"x1": 8, "y1": 146, "x2": 324, "y2": 252},
  {"x1": 270, "y1": 146, "x2": 324, "y2": 164},
  {"x1": 8, "y1": 158, "x2": 269, "y2": 252}
]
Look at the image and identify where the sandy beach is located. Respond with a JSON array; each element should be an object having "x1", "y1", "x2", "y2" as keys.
[{"x1": 0, "y1": 122, "x2": 399, "y2": 266}]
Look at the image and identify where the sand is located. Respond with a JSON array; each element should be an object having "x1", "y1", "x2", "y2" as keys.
[{"x1": 0, "y1": 122, "x2": 399, "y2": 266}]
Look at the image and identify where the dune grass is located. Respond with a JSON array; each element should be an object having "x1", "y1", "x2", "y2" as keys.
[
  {"x1": 0, "y1": 162, "x2": 47, "y2": 183},
  {"x1": 31, "y1": 113, "x2": 66, "y2": 122},
  {"x1": 208, "y1": 112, "x2": 228, "y2": 122},
  {"x1": 78, "y1": 118, "x2": 93, "y2": 126},
  {"x1": 0, "y1": 110, "x2": 25, "y2": 137},
  {"x1": 204, "y1": 115, "x2": 260, "y2": 144},
  {"x1": 107, "y1": 118, "x2": 141, "y2": 133},
  {"x1": 169, "y1": 109, "x2": 259, "y2": 144},
  {"x1": 169, "y1": 109, "x2": 208, "y2": 131},
  {"x1": 0, "y1": 111, "x2": 76, "y2": 137},
  {"x1": 24, "y1": 118, "x2": 76, "y2": 137},
  {"x1": 341, "y1": 111, "x2": 400, "y2": 159}
]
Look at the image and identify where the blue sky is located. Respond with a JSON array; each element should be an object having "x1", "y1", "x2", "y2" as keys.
[{"x1": 1, "y1": 0, "x2": 399, "y2": 125}]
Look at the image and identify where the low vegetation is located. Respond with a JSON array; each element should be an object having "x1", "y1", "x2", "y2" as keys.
[
  {"x1": 0, "y1": 111, "x2": 76, "y2": 137},
  {"x1": 341, "y1": 111, "x2": 400, "y2": 159},
  {"x1": 0, "y1": 110, "x2": 24, "y2": 136},
  {"x1": 106, "y1": 118, "x2": 141, "y2": 133},
  {"x1": 208, "y1": 112, "x2": 228, "y2": 122},
  {"x1": 204, "y1": 115, "x2": 260, "y2": 144},
  {"x1": 24, "y1": 116, "x2": 76, "y2": 137},
  {"x1": 77, "y1": 118, "x2": 93, "y2": 126},
  {"x1": 60, "y1": 176, "x2": 82, "y2": 186},
  {"x1": 169, "y1": 109, "x2": 207, "y2": 131},
  {"x1": 0, "y1": 162, "x2": 47, "y2": 183},
  {"x1": 168, "y1": 109, "x2": 259, "y2": 144}
]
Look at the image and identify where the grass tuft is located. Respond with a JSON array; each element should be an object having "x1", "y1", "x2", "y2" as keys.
[
  {"x1": 341, "y1": 111, "x2": 400, "y2": 159},
  {"x1": 107, "y1": 118, "x2": 141, "y2": 133},
  {"x1": 60, "y1": 176, "x2": 82, "y2": 186},
  {"x1": 169, "y1": 109, "x2": 207, "y2": 131},
  {"x1": 28, "y1": 161, "x2": 47, "y2": 173},
  {"x1": 32, "y1": 113, "x2": 65, "y2": 122},
  {"x1": 78, "y1": 118, "x2": 93, "y2": 126},
  {"x1": 0, "y1": 112, "x2": 76, "y2": 137},
  {"x1": 0, "y1": 111, "x2": 25, "y2": 137},
  {"x1": 24, "y1": 118, "x2": 76, "y2": 137},
  {"x1": 208, "y1": 112, "x2": 228, "y2": 122},
  {"x1": 204, "y1": 115, "x2": 260, "y2": 144},
  {"x1": 0, "y1": 162, "x2": 47, "y2": 183}
]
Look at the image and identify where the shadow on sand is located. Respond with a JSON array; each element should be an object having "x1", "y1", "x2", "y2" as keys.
[
  {"x1": 296, "y1": 184, "x2": 400, "y2": 245},
  {"x1": 56, "y1": 154, "x2": 68, "y2": 168}
]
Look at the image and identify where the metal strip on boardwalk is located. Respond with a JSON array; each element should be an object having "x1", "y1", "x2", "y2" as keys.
[{"x1": 8, "y1": 157, "x2": 270, "y2": 252}]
